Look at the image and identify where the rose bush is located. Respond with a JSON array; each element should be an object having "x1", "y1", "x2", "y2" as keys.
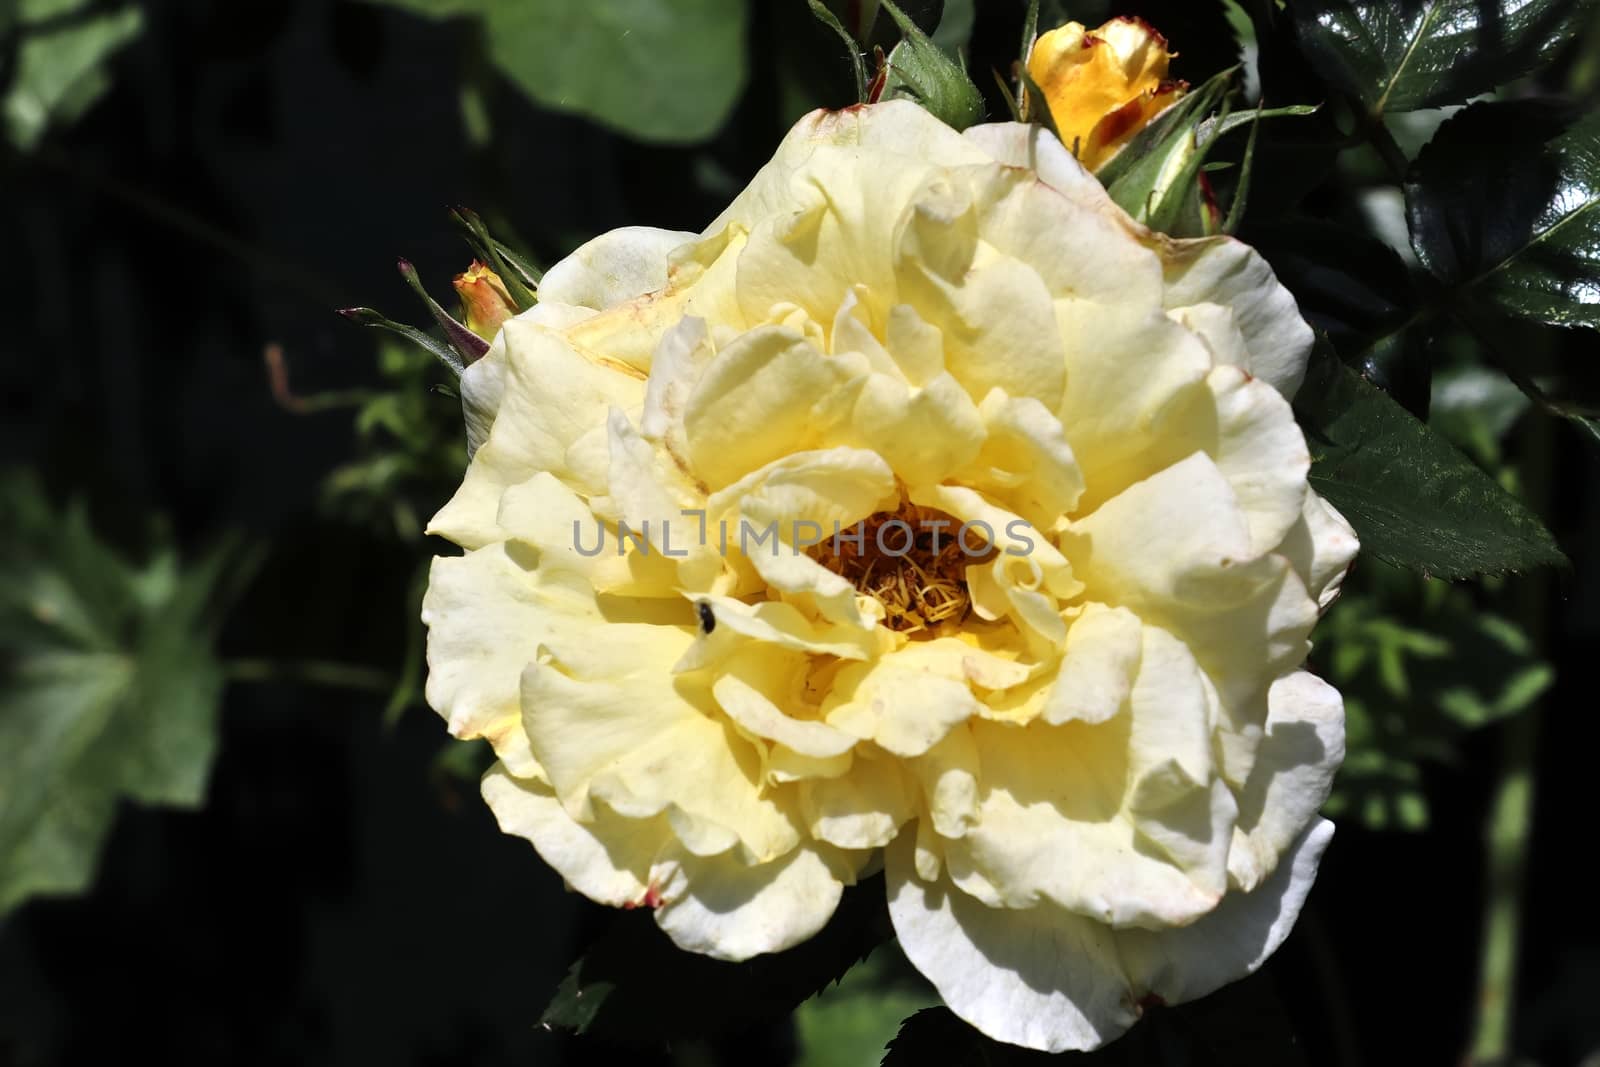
[{"x1": 422, "y1": 100, "x2": 1358, "y2": 1052}]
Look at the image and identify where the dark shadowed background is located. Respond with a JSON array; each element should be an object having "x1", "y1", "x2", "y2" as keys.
[{"x1": 3, "y1": 1, "x2": 1599, "y2": 1064}]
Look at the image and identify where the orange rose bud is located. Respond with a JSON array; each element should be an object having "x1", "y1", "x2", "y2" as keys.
[
  {"x1": 452, "y1": 261, "x2": 515, "y2": 341},
  {"x1": 1026, "y1": 17, "x2": 1187, "y2": 172}
]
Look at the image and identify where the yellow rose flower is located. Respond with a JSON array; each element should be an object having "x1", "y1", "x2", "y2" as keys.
[
  {"x1": 422, "y1": 101, "x2": 1357, "y2": 1052},
  {"x1": 453, "y1": 260, "x2": 516, "y2": 341},
  {"x1": 1027, "y1": 17, "x2": 1187, "y2": 171}
]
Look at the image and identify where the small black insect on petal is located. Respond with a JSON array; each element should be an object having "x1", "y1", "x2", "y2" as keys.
[{"x1": 696, "y1": 600, "x2": 716, "y2": 634}]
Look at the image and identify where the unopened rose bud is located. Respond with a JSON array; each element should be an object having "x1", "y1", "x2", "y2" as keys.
[
  {"x1": 452, "y1": 261, "x2": 515, "y2": 341},
  {"x1": 1027, "y1": 17, "x2": 1187, "y2": 171}
]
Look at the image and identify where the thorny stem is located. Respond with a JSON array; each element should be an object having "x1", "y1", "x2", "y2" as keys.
[
  {"x1": 1366, "y1": 117, "x2": 1410, "y2": 184},
  {"x1": 1466, "y1": 402, "x2": 1555, "y2": 1065}
]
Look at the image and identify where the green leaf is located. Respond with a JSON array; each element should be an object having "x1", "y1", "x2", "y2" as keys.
[
  {"x1": 877, "y1": 0, "x2": 984, "y2": 131},
  {"x1": 1250, "y1": 219, "x2": 1430, "y2": 416},
  {"x1": 3, "y1": 0, "x2": 144, "y2": 150},
  {"x1": 0, "y1": 474, "x2": 251, "y2": 915},
  {"x1": 541, "y1": 873, "x2": 892, "y2": 1042},
  {"x1": 880, "y1": 1007, "x2": 1053, "y2": 1066},
  {"x1": 361, "y1": 0, "x2": 748, "y2": 143},
  {"x1": 793, "y1": 945, "x2": 938, "y2": 1067},
  {"x1": 1291, "y1": 0, "x2": 1597, "y2": 116},
  {"x1": 1406, "y1": 102, "x2": 1600, "y2": 332},
  {"x1": 1293, "y1": 342, "x2": 1566, "y2": 578},
  {"x1": 1429, "y1": 364, "x2": 1532, "y2": 466},
  {"x1": 929, "y1": 0, "x2": 975, "y2": 55},
  {"x1": 1319, "y1": 563, "x2": 1554, "y2": 832}
]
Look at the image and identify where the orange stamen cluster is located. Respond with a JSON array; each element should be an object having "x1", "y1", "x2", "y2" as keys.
[{"x1": 810, "y1": 503, "x2": 994, "y2": 634}]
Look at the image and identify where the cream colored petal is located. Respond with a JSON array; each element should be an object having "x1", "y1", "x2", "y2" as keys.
[
  {"x1": 1064, "y1": 452, "x2": 1317, "y2": 783},
  {"x1": 682, "y1": 324, "x2": 862, "y2": 489},
  {"x1": 495, "y1": 472, "x2": 680, "y2": 596},
  {"x1": 429, "y1": 323, "x2": 645, "y2": 548},
  {"x1": 828, "y1": 285, "x2": 898, "y2": 374},
  {"x1": 884, "y1": 301, "x2": 946, "y2": 386},
  {"x1": 945, "y1": 625, "x2": 1231, "y2": 925},
  {"x1": 1154, "y1": 233, "x2": 1314, "y2": 400},
  {"x1": 963, "y1": 159, "x2": 1164, "y2": 308},
  {"x1": 799, "y1": 755, "x2": 915, "y2": 849},
  {"x1": 1067, "y1": 452, "x2": 1280, "y2": 638},
  {"x1": 537, "y1": 225, "x2": 698, "y2": 311},
  {"x1": 958, "y1": 390, "x2": 1084, "y2": 529},
  {"x1": 521, "y1": 633, "x2": 802, "y2": 864},
  {"x1": 769, "y1": 745, "x2": 854, "y2": 784},
  {"x1": 825, "y1": 641, "x2": 987, "y2": 758},
  {"x1": 1202, "y1": 366, "x2": 1310, "y2": 554},
  {"x1": 1053, "y1": 302, "x2": 1212, "y2": 509},
  {"x1": 712, "y1": 672, "x2": 858, "y2": 760},
  {"x1": 670, "y1": 226, "x2": 751, "y2": 329},
  {"x1": 1227, "y1": 672, "x2": 1344, "y2": 891},
  {"x1": 731, "y1": 148, "x2": 944, "y2": 329},
  {"x1": 481, "y1": 763, "x2": 668, "y2": 908},
  {"x1": 1043, "y1": 602, "x2": 1142, "y2": 725},
  {"x1": 897, "y1": 239, "x2": 1067, "y2": 412},
  {"x1": 910, "y1": 725, "x2": 980, "y2": 839},
  {"x1": 886, "y1": 833, "x2": 1139, "y2": 1053},
  {"x1": 961, "y1": 120, "x2": 1131, "y2": 225},
  {"x1": 965, "y1": 555, "x2": 1068, "y2": 654},
  {"x1": 746, "y1": 550, "x2": 868, "y2": 629},
  {"x1": 703, "y1": 448, "x2": 901, "y2": 628},
  {"x1": 640, "y1": 314, "x2": 714, "y2": 464},
  {"x1": 459, "y1": 345, "x2": 508, "y2": 462},
  {"x1": 654, "y1": 843, "x2": 848, "y2": 962},
  {"x1": 1117, "y1": 819, "x2": 1334, "y2": 1004},
  {"x1": 1170, "y1": 301, "x2": 1250, "y2": 368},
  {"x1": 709, "y1": 101, "x2": 991, "y2": 235},
  {"x1": 601, "y1": 408, "x2": 717, "y2": 593},
  {"x1": 680, "y1": 596, "x2": 879, "y2": 668},
  {"x1": 1281, "y1": 492, "x2": 1360, "y2": 611},
  {"x1": 842, "y1": 371, "x2": 987, "y2": 486},
  {"x1": 1117, "y1": 364, "x2": 1311, "y2": 557},
  {"x1": 460, "y1": 301, "x2": 599, "y2": 456},
  {"x1": 422, "y1": 542, "x2": 598, "y2": 758},
  {"x1": 709, "y1": 447, "x2": 899, "y2": 532},
  {"x1": 551, "y1": 225, "x2": 747, "y2": 375}
]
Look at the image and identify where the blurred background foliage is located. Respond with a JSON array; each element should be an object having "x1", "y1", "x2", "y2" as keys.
[{"x1": 2, "y1": 0, "x2": 1599, "y2": 1064}]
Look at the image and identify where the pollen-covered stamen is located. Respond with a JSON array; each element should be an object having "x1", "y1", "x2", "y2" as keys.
[{"x1": 810, "y1": 503, "x2": 994, "y2": 634}]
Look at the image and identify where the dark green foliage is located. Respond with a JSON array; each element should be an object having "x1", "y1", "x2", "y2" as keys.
[
  {"x1": 542, "y1": 875, "x2": 893, "y2": 1043},
  {"x1": 1291, "y1": 0, "x2": 1597, "y2": 115},
  {"x1": 0, "y1": 474, "x2": 253, "y2": 915},
  {"x1": 1294, "y1": 342, "x2": 1567, "y2": 578}
]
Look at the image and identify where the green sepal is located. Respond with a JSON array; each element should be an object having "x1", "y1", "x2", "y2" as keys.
[
  {"x1": 337, "y1": 307, "x2": 465, "y2": 377},
  {"x1": 1018, "y1": 65, "x2": 1062, "y2": 145},
  {"x1": 1098, "y1": 65, "x2": 1315, "y2": 236},
  {"x1": 1098, "y1": 67, "x2": 1236, "y2": 230},
  {"x1": 876, "y1": 0, "x2": 984, "y2": 131},
  {"x1": 807, "y1": 0, "x2": 869, "y2": 102},
  {"x1": 448, "y1": 206, "x2": 539, "y2": 309},
  {"x1": 396, "y1": 259, "x2": 490, "y2": 364}
]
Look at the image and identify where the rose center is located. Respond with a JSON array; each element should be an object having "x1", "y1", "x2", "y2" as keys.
[{"x1": 809, "y1": 502, "x2": 994, "y2": 634}]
